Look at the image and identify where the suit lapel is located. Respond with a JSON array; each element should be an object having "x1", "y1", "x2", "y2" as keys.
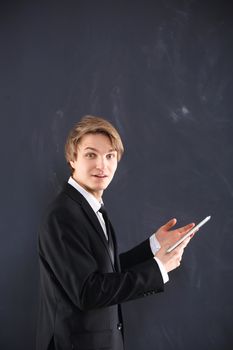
[{"x1": 63, "y1": 183, "x2": 116, "y2": 270}]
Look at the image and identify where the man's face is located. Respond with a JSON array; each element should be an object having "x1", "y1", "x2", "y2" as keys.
[{"x1": 70, "y1": 133, "x2": 118, "y2": 200}]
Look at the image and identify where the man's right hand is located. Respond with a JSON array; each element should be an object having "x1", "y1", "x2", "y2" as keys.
[{"x1": 155, "y1": 235, "x2": 191, "y2": 273}]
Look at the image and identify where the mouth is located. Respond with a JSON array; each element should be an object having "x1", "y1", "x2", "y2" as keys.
[{"x1": 92, "y1": 174, "x2": 108, "y2": 178}]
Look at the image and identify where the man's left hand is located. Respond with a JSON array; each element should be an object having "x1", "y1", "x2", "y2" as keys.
[{"x1": 155, "y1": 218, "x2": 195, "y2": 248}]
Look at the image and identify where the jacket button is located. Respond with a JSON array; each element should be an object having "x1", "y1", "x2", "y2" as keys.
[{"x1": 117, "y1": 323, "x2": 123, "y2": 331}]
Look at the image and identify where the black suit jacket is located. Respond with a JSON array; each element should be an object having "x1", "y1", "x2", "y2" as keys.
[{"x1": 37, "y1": 183, "x2": 164, "y2": 350}]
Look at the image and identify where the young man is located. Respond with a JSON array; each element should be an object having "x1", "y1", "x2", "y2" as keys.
[{"x1": 37, "y1": 115, "x2": 194, "y2": 350}]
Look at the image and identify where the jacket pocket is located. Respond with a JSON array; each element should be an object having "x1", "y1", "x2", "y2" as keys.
[{"x1": 71, "y1": 329, "x2": 113, "y2": 349}]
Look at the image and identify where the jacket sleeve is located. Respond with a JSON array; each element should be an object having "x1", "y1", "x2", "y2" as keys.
[
  {"x1": 119, "y1": 239, "x2": 154, "y2": 271},
  {"x1": 38, "y1": 207, "x2": 164, "y2": 311}
]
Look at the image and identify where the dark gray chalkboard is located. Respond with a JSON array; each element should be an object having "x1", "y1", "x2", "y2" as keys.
[{"x1": 1, "y1": 1, "x2": 233, "y2": 349}]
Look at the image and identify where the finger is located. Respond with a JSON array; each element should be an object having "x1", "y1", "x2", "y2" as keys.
[
  {"x1": 162, "y1": 218, "x2": 177, "y2": 231},
  {"x1": 190, "y1": 229, "x2": 198, "y2": 238},
  {"x1": 180, "y1": 240, "x2": 189, "y2": 250},
  {"x1": 179, "y1": 236, "x2": 192, "y2": 249},
  {"x1": 177, "y1": 222, "x2": 195, "y2": 234},
  {"x1": 172, "y1": 238, "x2": 190, "y2": 256}
]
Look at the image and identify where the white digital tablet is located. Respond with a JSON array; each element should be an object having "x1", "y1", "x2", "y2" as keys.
[{"x1": 166, "y1": 216, "x2": 211, "y2": 253}]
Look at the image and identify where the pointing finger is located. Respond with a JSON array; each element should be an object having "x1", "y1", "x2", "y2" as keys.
[{"x1": 178, "y1": 222, "x2": 195, "y2": 234}]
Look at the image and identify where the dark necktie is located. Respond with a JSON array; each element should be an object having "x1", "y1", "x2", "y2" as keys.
[{"x1": 99, "y1": 205, "x2": 115, "y2": 264}]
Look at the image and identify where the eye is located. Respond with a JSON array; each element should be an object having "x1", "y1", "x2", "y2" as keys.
[
  {"x1": 85, "y1": 152, "x2": 96, "y2": 159},
  {"x1": 106, "y1": 153, "x2": 116, "y2": 160}
]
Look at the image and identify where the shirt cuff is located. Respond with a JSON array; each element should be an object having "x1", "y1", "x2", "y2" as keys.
[
  {"x1": 149, "y1": 234, "x2": 161, "y2": 255},
  {"x1": 153, "y1": 257, "x2": 169, "y2": 284}
]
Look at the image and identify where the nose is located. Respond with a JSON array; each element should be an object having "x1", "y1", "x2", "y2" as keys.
[{"x1": 96, "y1": 156, "x2": 106, "y2": 170}]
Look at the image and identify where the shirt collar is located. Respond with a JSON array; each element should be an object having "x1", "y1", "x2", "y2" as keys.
[{"x1": 68, "y1": 177, "x2": 102, "y2": 213}]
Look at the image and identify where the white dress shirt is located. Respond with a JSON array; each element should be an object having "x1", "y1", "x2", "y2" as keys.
[
  {"x1": 68, "y1": 177, "x2": 108, "y2": 240},
  {"x1": 68, "y1": 177, "x2": 168, "y2": 283}
]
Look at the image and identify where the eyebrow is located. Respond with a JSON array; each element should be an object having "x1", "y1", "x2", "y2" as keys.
[{"x1": 84, "y1": 147, "x2": 116, "y2": 153}]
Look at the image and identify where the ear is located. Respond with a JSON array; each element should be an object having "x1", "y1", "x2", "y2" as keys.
[{"x1": 69, "y1": 160, "x2": 75, "y2": 169}]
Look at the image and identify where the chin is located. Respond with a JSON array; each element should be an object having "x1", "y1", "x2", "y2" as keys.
[
  {"x1": 95, "y1": 185, "x2": 108, "y2": 191},
  {"x1": 92, "y1": 179, "x2": 110, "y2": 189}
]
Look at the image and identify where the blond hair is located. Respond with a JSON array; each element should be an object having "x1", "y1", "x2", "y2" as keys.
[{"x1": 65, "y1": 115, "x2": 124, "y2": 171}]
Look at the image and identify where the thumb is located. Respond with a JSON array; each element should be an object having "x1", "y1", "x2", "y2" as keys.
[{"x1": 162, "y1": 218, "x2": 177, "y2": 231}]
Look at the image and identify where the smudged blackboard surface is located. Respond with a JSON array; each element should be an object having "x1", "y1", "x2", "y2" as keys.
[{"x1": 1, "y1": 1, "x2": 233, "y2": 349}]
